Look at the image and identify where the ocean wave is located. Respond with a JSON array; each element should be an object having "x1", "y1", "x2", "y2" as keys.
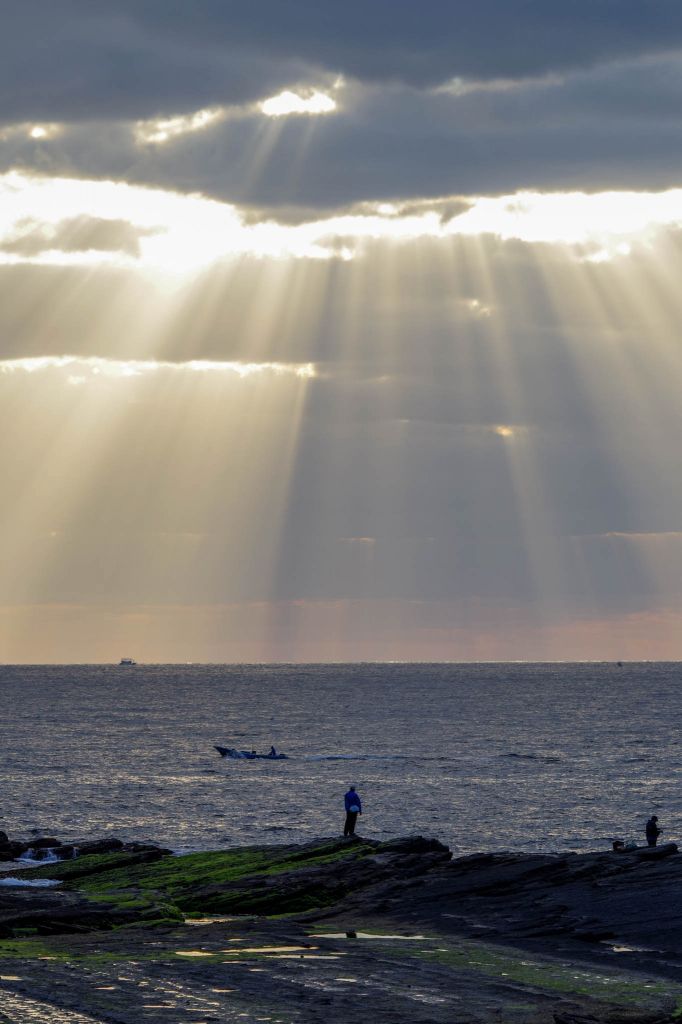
[{"x1": 501, "y1": 753, "x2": 562, "y2": 763}]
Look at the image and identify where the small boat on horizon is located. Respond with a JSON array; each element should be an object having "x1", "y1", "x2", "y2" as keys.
[{"x1": 119, "y1": 658, "x2": 137, "y2": 666}]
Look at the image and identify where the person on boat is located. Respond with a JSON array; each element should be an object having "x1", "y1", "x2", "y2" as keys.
[
  {"x1": 269, "y1": 746, "x2": 277, "y2": 757},
  {"x1": 343, "y1": 786, "x2": 362, "y2": 837},
  {"x1": 645, "y1": 815, "x2": 661, "y2": 847}
]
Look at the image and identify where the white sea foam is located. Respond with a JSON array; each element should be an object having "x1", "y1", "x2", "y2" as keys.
[
  {"x1": 0, "y1": 877, "x2": 61, "y2": 887},
  {"x1": 17, "y1": 850, "x2": 62, "y2": 865}
]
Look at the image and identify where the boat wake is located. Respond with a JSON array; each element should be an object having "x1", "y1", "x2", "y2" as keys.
[
  {"x1": 215, "y1": 747, "x2": 457, "y2": 763},
  {"x1": 303, "y1": 753, "x2": 455, "y2": 763}
]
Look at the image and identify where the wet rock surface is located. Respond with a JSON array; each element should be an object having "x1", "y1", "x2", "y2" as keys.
[
  {"x1": 0, "y1": 835, "x2": 680, "y2": 1022},
  {"x1": 368, "y1": 842, "x2": 682, "y2": 967}
]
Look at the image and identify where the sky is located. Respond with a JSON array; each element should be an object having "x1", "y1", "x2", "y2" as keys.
[{"x1": 2, "y1": 2, "x2": 682, "y2": 662}]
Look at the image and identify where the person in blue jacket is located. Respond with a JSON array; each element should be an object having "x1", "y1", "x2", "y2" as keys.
[{"x1": 344, "y1": 786, "x2": 362, "y2": 837}]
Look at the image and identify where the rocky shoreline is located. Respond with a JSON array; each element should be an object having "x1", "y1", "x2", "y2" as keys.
[
  {"x1": 0, "y1": 833, "x2": 681, "y2": 1022},
  {"x1": 0, "y1": 831, "x2": 171, "y2": 865}
]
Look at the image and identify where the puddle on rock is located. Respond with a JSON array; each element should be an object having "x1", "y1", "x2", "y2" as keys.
[
  {"x1": 310, "y1": 932, "x2": 430, "y2": 941},
  {"x1": 185, "y1": 916, "x2": 237, "y2": 926},
  {"x1": 175, "y1": 950, "x2": 216, "y2": 958},
  {"x1": 271, "y1": 954, "x2": 341, "y2": 960},
  {"x1": 602, "y1": 942, "x2": 659, "y2": 954},
  {"x1": 409, "y1": 993, "x2": 448, "y2": 1005},
  {"x1": 224, "y1": 946, "x2": 315, "y2": 954}
]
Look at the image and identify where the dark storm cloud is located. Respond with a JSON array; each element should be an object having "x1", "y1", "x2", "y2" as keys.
[
  {"x1": 5, "y1": 51, "x2": 682, "y2": 208},
  {"x1": 113, "y1": 0, "x2": 682, "y2": 86},
  {"x1": 3, "y1": 1, "x2": 682, "y2": 124},
  {"x1": 0, "y1": 2, "x2": 310, "y2": 123},
  {"x1": 231, "y1": 55, "x2": 682, "y2": 205}
]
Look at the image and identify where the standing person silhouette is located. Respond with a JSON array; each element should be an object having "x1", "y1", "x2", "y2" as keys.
[
  {"x1": 344, "y1": 786, "x2": 362, "y2": 837},
  {"x1": 645, "y1": 815, "x2": 661, "y2": 847}
]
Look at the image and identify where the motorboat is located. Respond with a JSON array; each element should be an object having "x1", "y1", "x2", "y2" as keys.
[
  {"x1": 215, "y1": 745, "x2": 287, "y2": 760},
  {"x1": 119, "y1": 658, "x2": 137, "y2": 666}
]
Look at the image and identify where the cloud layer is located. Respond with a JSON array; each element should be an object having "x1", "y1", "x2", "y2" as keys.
[
  {"x1": 2, "y1": 3, "x2": 682, "y2": 658},
  {"x1": 3, "y1": 4, "x2": 682, "y2": 208},
  {"x1": 4, "y1": 1, "x2": 682, "y2": 123}
]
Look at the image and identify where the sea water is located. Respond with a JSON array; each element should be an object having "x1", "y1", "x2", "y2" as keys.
[{"x1": 0, "y1": 662, "x2": 679, "y2": 856}]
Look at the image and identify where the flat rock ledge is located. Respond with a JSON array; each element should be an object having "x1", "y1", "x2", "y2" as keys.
[{"x1": 0, "y1": 835, "x2": 680, "y2": 1023}]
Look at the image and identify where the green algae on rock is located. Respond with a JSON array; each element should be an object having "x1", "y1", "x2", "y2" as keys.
[
  {"x1": 15, "y1": 836, "x2": 449, "y2": 924},
  {"x1": 2, "y1": 838, "x2": 682, "y2": 1023}
]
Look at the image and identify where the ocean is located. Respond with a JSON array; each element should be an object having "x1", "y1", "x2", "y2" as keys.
[{"x1": 0, "y1": 662, "x2": 679, "y2": 857}]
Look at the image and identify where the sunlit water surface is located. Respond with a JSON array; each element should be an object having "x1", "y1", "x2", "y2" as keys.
[{"x1": 0, "y1": 663, "x2": 679, "y2": 856}]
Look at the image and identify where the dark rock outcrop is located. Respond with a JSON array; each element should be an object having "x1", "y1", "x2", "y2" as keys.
[
  {"x1": 0, "y1": 888, "x2": 141, "y2": 937},
  {"x1": 120, "y1": 840, "x2": 171, "y2": 854},
  {"x1": 0, "y1": 840, "x2": 29, "y2": 861},
  {"x1": 1, "y1": 837, "x2": 681, "y2": 1023},
  {"x1": 74, "y1": 838, "x2": 124, "y2": 856},
  {"x1": 178, "y1": 835, "x2": 452, "y2": 916},
  {"x1": 0, "y1": 832, "x2": 169, "y2": 864},
  {"x1": 2, "y1": 832, "x2": 682, "y2": 981},
  {"x1": 369, "y1": 842, "x2": 682, "y2": 972},
  {"x1": 31, "y1": 837, "x2": 61, "y2": 849},
  {"x1": 0, "y1": 834, "x2": 451, "y2": 935}
]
